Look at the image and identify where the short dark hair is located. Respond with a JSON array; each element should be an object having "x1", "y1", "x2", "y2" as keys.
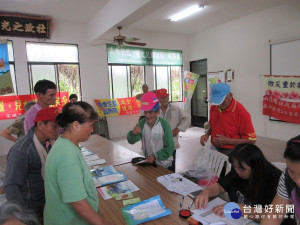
[
  {"x1": 284, "y1": 135, "x2": 300, "y2": 161},
  {"x1": 34, "y1": 80, "x2": 57, "y2": 94},
  {"x1": 69, "y1": 94, "x2": 78, "y2": 100},
  {"x1": 56, "y1": 101, "x2": 98, "y2": 128}
]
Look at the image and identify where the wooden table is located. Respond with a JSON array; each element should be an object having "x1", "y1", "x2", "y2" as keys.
[
  {"x1": 81, "y1": 134, "x2": 143, "y2": 166},
  {"x1": 97, "y1": 163, "x2": 195, "y2": 224},
  {"x1": 82, "y1": 134, "x2": 195, "y2": 224}
]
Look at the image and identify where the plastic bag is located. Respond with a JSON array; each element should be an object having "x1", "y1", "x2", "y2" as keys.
[
  {"x1": 182, "y1": 145, "x2": 219, "y2": 188},
  {"x1": 182, "y1": 165, "x2": 218, "y2": 188}
]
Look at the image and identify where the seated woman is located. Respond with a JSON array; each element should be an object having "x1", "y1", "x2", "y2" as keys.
[
  {"x1": 195, "y1": 143, "x2": 282, "y2": 222},
  {"x1": 44, "y1": 101, "x2": 114, "y2": 225},
  {"x1": 261, "y1": 135, "x2": 300, "y2": 225},
  {"x1": 127, "y1": 92, "x2": 175, "y2": 171}
]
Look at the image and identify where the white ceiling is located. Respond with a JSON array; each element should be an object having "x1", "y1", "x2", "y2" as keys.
[{"x1": 1, "y1": 0, "x2": 300, "y2": 40}]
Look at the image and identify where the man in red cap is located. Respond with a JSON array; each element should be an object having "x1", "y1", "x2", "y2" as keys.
[
  {"x1": 4, "y1": 107, "x2": 59, "y2": 223},
  {"x1": 156, "y1": 88, "x2": 191, "y2": 149}
]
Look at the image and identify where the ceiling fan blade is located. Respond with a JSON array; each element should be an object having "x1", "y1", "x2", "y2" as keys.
[
  {"x1": 125, "y1": 41, "x2": 147, "y2": 46},
  {"x1": 125, "y1": 37, "x2": 140, "y2": 42}
]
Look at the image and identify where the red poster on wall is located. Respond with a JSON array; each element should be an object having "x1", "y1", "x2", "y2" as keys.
[
  {"x1": 0, "y1": 92, "x2": 68, "y2": 120},
  {"x1": 262, "y1": 95, "x2": 300, "y2": 124}
]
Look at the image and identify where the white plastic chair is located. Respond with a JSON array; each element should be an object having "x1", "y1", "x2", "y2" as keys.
[
  {"x1": 272, "y1": 162, "x2": 286, "y2": 172},
  {"x1": 193, "y1": 147, "x2": 231, "y2": 177}
]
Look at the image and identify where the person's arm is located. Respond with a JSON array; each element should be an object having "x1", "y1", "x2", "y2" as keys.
[
  {"x1": 200, "y1": 127, "x2": 211, "y2": 146},
  {"x1": 175, "y1": 107, "x2": 191, "y2": 133},
  {"x1": 4, "y1": 149, "x2": 28, "y2": 206},
  {"x1": 260, "y1": 193, "x2": 289, "y2": 225},
  {"x1": 127, "y1": 120, "x2": 144, "y2": 144},
  {"x1": 212, "y1": 135, "x2": 255, "y2": 147},
  {"x1": 0, "y1": 128, "x2": 18, "y2": 142},
  {"x1": 195, "y1": 183, "x2": 225, "y2": 209},
  {"x1": 70, "y1": 199, "x2": 114, "y2": 225}
]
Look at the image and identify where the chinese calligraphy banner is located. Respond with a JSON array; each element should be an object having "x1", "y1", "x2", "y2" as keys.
[
  {"x1": 0, "y1": 14, "x2": 51, "y2": 39},
  {"x1": 106, "y1": 44, "x2": 182, "y2": 66},
  {"x1": 183, "y1": 71, "x2": 200, "y2": 111},
  {"x1": 94, "y1": 97, "x2": 140, "y2": 117},
  {"x1": 263, "y1": 75, "x2": 300, "y2": 123},
  {"x1": 0, "y1": 92, "x2": 68, "y2": 120},
  {"x1": 0, "y1": 40, "x2": 14, "y2": 96}
]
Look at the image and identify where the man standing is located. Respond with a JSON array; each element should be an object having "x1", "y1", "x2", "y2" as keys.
[
  {"x1": 156, "y1": 88, "x2": 191, "y2": 149},
  {"x1": 4, "y1": 107, "x2": 59, "y2": 222},
  {"x1": 24, "y1": 79, "x2": 57, "y2": 134},
  {"x1": 200, "y1": 83, "x2": 256, "y2": 156}
]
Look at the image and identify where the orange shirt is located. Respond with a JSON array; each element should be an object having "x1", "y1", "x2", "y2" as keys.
[{"x1": 209, "y1": 98, "x2": 256, "y2": 149}]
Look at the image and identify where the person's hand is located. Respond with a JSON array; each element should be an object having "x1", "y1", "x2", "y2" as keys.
[
  {"x1": 172, "y1": 128, "x2": 180, "y2": 137},
  {"x1": 212, "y1": 204, "x2": 226, "y2": 217},
  {"x1": 213, "y1": 134, "x2": 228, "y2": 146},
  {"x1": 200, "y1": 134, "x2": 209, "y2": 146},
  {"x1": 146, "y1": 155, "x2": 155, "y2": 164},
  {"x1": 195, "y1": 190, "x2": 209, "y2": 209},
  {"x1": 132, "y1": 124, "x2": 141, "y2": 136}
]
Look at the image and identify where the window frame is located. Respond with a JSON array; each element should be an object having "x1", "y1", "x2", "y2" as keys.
[
  {"x1": 6, "y1": 40, "x2": 18, "y2": 94},
  {"x1": 108, "y1": 64, "x2": 146, "y2": 99},
  {"x1": 25, "y1": 41, "x2": 82, "y2": 98},
  {"x1": 154, "y1": 65, "x2": 183, "y2": 102}
]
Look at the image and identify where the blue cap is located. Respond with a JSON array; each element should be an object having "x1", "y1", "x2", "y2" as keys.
[{"x1": 210, "y1": 83, "x2": 230, "y2": 105}]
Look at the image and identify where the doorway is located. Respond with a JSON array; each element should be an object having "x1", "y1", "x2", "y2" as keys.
[{"x1": 190, "y1": 59, "x2": 208, "y2": 127}]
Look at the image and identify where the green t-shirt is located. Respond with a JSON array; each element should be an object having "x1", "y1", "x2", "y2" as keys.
[{"x1": 44, "y1": 136, "x2": 99, "y2": 225}]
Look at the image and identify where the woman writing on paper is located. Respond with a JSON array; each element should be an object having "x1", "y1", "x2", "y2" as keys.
[
  {"x1": 44, "y1": 102, "x2": 114, "y2": 225},
  {"x1": 195, "y1": 143, "x2": 282, "y2": 222}
]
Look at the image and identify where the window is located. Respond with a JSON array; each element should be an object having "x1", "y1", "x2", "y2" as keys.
[
  {"x1": 154, "y1": 66, "x2": 182, "y2": 101},
  {"x1": 26, "y1": 42, "x2": 81, "y2": 99},
  {"x1": 108, "y1": 65, "x2": 145, "y2": 99}
]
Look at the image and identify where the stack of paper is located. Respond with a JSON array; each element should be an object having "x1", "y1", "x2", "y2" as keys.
[
  {"x1": 157, "y1": 173, "x2": 203, "y2": 196},
  {"x1": 81, "y1": 148, "x2": 106, "y2": 166},
  {"x1": 192, "y1": 198, "x2": 253, "y2": 225}
]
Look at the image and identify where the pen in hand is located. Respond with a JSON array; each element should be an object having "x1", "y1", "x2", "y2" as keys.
[
  {"x1": 188, "y1": 199, "x2": 194, "y2": 209},
  {"x1": 180, "y1": 196, "x2": 184, "y2": 208}
]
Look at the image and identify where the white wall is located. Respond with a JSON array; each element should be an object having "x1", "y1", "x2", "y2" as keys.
[
  {"x1": 189, "y1": 3, "x2": 300, "y2": 141},
  {"x1": 0, "y1": 22, "x2": 189, "y2": 155}
]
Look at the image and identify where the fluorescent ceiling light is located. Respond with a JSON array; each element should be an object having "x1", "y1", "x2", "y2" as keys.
[{"x1": 170, "y1": 5, "x2": 204, "y2": 22}]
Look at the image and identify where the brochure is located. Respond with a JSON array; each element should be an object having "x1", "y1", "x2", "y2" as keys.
[
  {"x1": 90, "y1": 165, "x2": 117, "y2": 177},
  {"x1": 121, "y1": 195, "x2": 172, "y2": 225},
  {"x1": 86, "y1": 159, "x2": 106, "y2": 167},
  {"x1": 97, "y1": 172, "x2": 128, "y2": 186},
  {"x1": 97, "y1": 180, "x2": 140, "y2": 200}
]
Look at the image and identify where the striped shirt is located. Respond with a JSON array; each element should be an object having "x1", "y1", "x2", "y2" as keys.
[{"x1": 277, "y1": 170, "x2": 290, "y2": 199}]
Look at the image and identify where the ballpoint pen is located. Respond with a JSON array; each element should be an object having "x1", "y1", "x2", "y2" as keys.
[
  {"x1": 179, "y1": 196, "x2": 184, "y2": 208},
  {"x1": 188, "y1": 198, "x2": 194, "y2": 209}
]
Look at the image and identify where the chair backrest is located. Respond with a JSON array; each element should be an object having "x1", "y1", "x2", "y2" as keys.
[
  {"x1": 272, "y1": 162, "x2": 286, "y2": 172},
  {"x1": 199, "y1": 149, "x2": 231, "y2": 177}
]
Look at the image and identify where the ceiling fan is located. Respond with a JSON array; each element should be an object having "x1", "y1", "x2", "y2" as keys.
[{"x1": 112, "y1": 26, "x2": 146, "y2": 48}]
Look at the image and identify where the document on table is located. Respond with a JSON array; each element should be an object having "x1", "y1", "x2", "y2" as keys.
[
  {"x1": 86, "y1": 159, "x2": 106, "y2": 167},
  {"x1": 192, "y1": 197, "x2": 253, "y2": 225},
  {"x1": 157, "y1": 173, "x2": 203, "y2": 196}
]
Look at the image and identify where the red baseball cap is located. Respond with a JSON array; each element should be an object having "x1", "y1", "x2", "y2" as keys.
[
  {"x1": 156, "y1": 88, "x2": 169, "y2": 98},
  {"x1": 34, "y1": 107, "x2": 59, "y2": 123}
]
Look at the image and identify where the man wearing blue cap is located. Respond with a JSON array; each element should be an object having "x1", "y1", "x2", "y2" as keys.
[{"x1": 200, "y1": 83, "x2": 256, "y2": 155}]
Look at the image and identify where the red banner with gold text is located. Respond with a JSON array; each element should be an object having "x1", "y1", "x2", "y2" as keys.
[
  {"x1": 0, "y1": 92, "x2": 68, "y2": 120},
  {"x1": 262, "y1": 95, "x2": 300, "y2": 124}
]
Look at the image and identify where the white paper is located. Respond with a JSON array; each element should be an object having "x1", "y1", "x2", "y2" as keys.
[
  {"x1": 192, "y1": 198, "x2": 253, "y2": 225},
  {"x1": 86, "y1": 159, "x2": 106, "y2": 166},
  {"x1": 84, "y1": 154, "x2": 100, "y2": 161},
  {"x1": 157, "y1": 173, "x2": 203, "y2": 196}
]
